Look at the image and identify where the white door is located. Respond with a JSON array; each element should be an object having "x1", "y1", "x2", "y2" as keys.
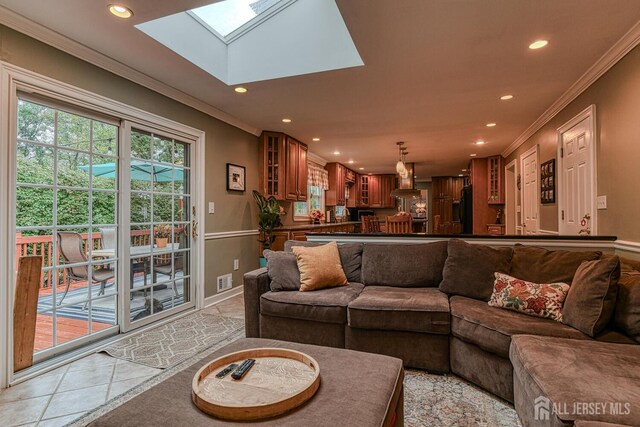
[
  {"x1": 521, "y1": 146, "x2": 539, "y2": 234},
  {"x1": 559, "y1": 106, "x2": 596, "y2": 235}
]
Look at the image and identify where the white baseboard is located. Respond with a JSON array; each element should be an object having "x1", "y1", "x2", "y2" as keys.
[{"x1": 204, "y1": 286, "x2": 244, "y2": 308}]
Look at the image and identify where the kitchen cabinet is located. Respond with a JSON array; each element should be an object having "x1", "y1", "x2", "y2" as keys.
[
  {"x1": 260, "y1": 132, "x2": 308, "y2": 201},
  {"x1": 379, "y1": 175, "x2": 396, "y2": 208},
  {"x1": 284, "y1": 137, "x2": 308, "y2": 201},
  {"x1": 431, "y1": 176, "x2": 464, "y2": 234},
  {"x1": 469, "y1": 157, "x2": 502, "y2": 235},
  {"x1": 358, "y1": 175, "x2": 370, "y2": 207},
  {"x1": 487, "y1": 155, "x2": 504, "y2": 204},
  {"x1": 266, "y1": 223, "x2": 357, "y2": 252},
  {"x1": 369, "y1": 175, "x2": 381, "y2": 207},
  {"x1": 325, "y1": 163, "x2": 358, "y2": 207},
  {"x1": 259, "y1": 132, "x2": 286, "y2": 199}
]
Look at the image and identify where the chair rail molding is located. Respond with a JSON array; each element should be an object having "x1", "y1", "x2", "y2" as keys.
[
  {"x1": 204, "y1": 230, "x2": 259, "y2": 240},
  {"x1": 0, "y1": 5, "x2": 260, "y2": 137},
  {"x1": 502, "y1": 19, "x2": 640, "y2": 157}
]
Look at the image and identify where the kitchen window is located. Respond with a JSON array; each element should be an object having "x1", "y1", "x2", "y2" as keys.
[{"x1": 293, "y1": 186, "x2": 324, "y2": 221}]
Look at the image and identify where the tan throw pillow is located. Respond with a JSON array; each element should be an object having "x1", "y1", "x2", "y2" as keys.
[
  {"x1": 292, "y1": 242, "x2": 348, "y2": 292},
  {"x1": 488, "y1": 272, "x2": 570, "y2": 322}
]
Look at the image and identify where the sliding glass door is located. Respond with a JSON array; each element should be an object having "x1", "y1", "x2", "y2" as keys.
[
  {"x1": 15, "y1": 97, "x2": 120, "y2": 362},
  {"x1": 12, "y1": 98, "x2": 198, "y2": 365},
  {"x1": 125, "y1": 127, "x2": 194, "y2": 328}
]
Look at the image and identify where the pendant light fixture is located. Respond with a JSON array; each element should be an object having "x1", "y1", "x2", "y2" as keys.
[
  {"x1": 396, "y1": 142, "x2": 407, "y2": 175},
  {"x1": 400, "y1": 149, "x2": 409, "y2": 179}
]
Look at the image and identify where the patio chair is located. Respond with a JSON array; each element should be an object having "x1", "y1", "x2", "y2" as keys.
[
  {"x1": 56, "y1": 232, "x2": 114, "y2": 306},
  {"x1": 153, "y1": 232, "x2": 186, "y2": 297},
  {"x1": 99, "y1": 227, "x2": 116, "y2": 269}
]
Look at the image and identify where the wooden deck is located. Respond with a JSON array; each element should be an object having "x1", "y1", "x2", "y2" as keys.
[{"x1": 34, "y1": 315, "x2": 113, "y2": 353}]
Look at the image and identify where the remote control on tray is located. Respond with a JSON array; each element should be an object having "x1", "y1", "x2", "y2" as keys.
[
  {"x1": 231, "y1": 359, "x2": 255, "y2": 380},
  {"x1": 215, "y1": 363, "x2": 238, "y2": 379}
]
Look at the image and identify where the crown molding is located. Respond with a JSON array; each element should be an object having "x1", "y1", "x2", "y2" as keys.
[
  {"x1": 308, "y1": 151, "x2": 328, "y2": 167},
  {"x1": 502, "y1": 19, "x2": 640, "y2": 157},
  {"x1": 0, "y1": 6, "x2": 261, "y2": 137}
]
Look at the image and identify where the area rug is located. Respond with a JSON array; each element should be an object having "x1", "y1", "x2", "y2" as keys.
[
  {"x1": 102, "y1": 312, "x2": 245, "y2": 368},
  {"x1": 404, "y1": 370, "x2": 521, "y2": 427}
]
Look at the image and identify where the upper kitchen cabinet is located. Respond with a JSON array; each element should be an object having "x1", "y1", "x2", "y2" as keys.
[
  {"x1": 326, "y1": 162, "x2": 347, "y2": 206},
  {"x1": 285, "y1": 137, "x2": 308, "y2": 201},
  {"x1": 259, "y1": 132, "x2": 308, "y2": 201},
  {"x1": 259, "y1": 131, "x2": 286, "y2": 199},
  {"x1": 487, "y1": 155, "x2": 504, "y2": 204}
]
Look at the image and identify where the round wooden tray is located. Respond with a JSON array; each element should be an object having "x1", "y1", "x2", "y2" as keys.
[{"x1": 192, "y1": 348, "x2": 320, "y2": 421}]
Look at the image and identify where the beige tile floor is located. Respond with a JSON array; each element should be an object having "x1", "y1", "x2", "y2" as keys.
[{"x1": 0, "y1": 294, "x2": 245, "y2": 427}]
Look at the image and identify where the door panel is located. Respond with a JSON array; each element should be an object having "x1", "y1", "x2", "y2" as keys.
[
  {"x1": 297, "y1": 143, "x2": 308, "y2": 201},
  {"x1": 522, "y1": 149, "x2": 538, "y2": 234},
  {"x1": 285, "y1": 139, "x2": 299, "y2": 200},
  {"x1": 560, "y1": 117, "x2": 592, "y2": 235}
]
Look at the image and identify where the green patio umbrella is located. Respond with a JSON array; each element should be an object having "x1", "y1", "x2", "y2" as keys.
[{"x1": 80, "y1": 160, "x2": 184, "y2": 182}]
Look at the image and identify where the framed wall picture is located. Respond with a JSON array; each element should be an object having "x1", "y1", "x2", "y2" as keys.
[
  {"x1": 540, "y1": 159, "x2": 555, "y2": 204},
  {"x1": 226, "y1": 163, "x2": 246, "y2": 192}
]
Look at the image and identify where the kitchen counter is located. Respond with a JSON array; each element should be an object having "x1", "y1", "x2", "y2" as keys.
[{"x1": 276, "y1": 221, "x2": 361, "y2": 231}]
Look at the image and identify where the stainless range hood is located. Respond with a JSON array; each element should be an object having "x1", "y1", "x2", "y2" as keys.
[{"x1": 391, "y1": 162, "x2": 421, "y2": 198}]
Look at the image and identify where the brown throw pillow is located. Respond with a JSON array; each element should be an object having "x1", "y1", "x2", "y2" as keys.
[
  {"x1": 439, "y1": 239, "x2": 513, "y2": 301},
  {"x1": 563, "y1": 257, "x2": 621, "y2": 337},
  {"x1": 292, "y1": 242, "x2": 348, "y2": 292},
  {"x1": 510, "y1": 244, "x2": 601, "y2": 285},
  {"x1": 284, "y1": 240, "x2": 363, "y2": 283},
  {"x1": 614, "y1": 271, "x2": 640, "y2": 343}
]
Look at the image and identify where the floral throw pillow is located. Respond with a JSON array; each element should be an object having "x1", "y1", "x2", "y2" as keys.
[{"x1": 488, "y1": 272, "x2": 570, "y2": 322}]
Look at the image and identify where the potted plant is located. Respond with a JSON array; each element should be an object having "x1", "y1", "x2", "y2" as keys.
[
  {"x1": 154, "y1": 224, "x2": 171, "y2": 248},
  {"x1": 252, "y1": 190, "x2": 286, "y2": 267},
  {"x1": 309, "y1": 209, "x2": 325, "y2": 225}
]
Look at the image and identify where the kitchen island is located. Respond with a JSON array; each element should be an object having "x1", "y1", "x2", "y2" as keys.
[{"x1": 267, "y1": 222, "x2": 360, "y2": 252}]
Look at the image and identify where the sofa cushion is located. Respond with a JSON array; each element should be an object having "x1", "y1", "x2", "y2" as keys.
[
  {"x1": 263, "y1": 250, "x2": 300, "y2": 291},
  {"x1": 511, "y1": 335, "x2": 640, "y2": 426},
  {"x1": 450, "y1": 296, "x2": 587, "y2": 358},
  {"x1": 348, "y1": 287, "x2": 450, "y2": 334},
  {"x1": 488, "y1": 272, "x2": 569, "y2": 322},
  {"x1": 285, "y1": 241, "x2": 363, "y2": 283},
  {"x1": 439, "y1": 239, "x2": 513, "y2": 301},
  {"x1": 292, "y1": 242, "x2": 348, "y2": 291},
  {"x1": 510, "y1": 244, "x2": 601, "y2": 285},
  {"x1": 260, "y1": 283, "x2": 364, "y2": 324},
  {"x1": 361, "y1": 242, "x2": 448, "y2": 287},
  {"x1": 563, "y1": 256, "x2": 621, "y2": 337},
  {"x1": 614, "y1": 271, "x2": 640, "y2": 343}
]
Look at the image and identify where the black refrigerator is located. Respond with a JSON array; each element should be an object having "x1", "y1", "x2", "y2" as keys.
[{"x1": 460, "y1": 185, "x2": 473, "y2": 234}]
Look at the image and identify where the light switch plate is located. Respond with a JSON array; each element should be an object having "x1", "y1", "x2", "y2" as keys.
[
  {"x1": 208, "y1": 202, "x2": 215, "y2": 214},
  {"x1": 597, "y1": 195, "x2": 607, "y2": 210},
  {"x1": 233, "y1": 259, "x2": 239, "y2": 270}
]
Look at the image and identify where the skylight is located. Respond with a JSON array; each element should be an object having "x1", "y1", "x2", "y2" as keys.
[{"x1": 192, "y1": 0, "x2": 285, "y2": 38}]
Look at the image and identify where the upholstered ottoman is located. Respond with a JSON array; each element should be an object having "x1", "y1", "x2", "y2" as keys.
[
  {"x1": 510, "y1": 335, "x2": 640, "y2": 427},
  {"x1": 90, "y1": 338, "x2": 405, "y2": 426}
]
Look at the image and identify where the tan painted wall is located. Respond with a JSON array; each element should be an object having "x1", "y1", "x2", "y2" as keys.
[
  {"x1": 0, "y1": 25, "x2": 261, "y2": 297},
  {"x1": 506, "y1": 44, "x2": 640, "y2": 242}
]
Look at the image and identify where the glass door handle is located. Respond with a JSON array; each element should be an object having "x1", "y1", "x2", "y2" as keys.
[{"x1": 192, "y1": 219, "x2": 198, "y2": 239}]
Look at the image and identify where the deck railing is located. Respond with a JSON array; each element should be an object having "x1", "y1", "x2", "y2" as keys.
[{"x1": 15, "y1": 230, "x2": 152, "y2": 289}]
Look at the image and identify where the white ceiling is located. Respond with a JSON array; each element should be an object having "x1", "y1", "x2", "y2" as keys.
[{"x1": 1, "y1": 0, "x2": 640, "y2": 179}]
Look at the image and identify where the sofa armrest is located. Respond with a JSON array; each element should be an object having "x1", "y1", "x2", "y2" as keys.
[{"x1": 243, "y1": 267, "x2": 270, "y2": 338}]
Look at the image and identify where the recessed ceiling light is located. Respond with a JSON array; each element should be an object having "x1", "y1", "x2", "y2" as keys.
[
  {"x1": 348, "y1": 160, "x2": 354, "y2": 164},
  {"x1": 333, "y1": 151, "x2": 340, "y2": 155},
  {"x1": 458, "y1": 174, "x2": 464, "y2": 177},
  {"x1": 529, "y1": 40, "x2": 549, "y2": 50},
  {"x1": 282, "y1": 118, "x2": 292, "y2": 123},
  {"x1": 312, "y1": 137, "x2": 320, "y2": 142},
  {"x1": 358, "y1": 167, "x2": 364, "y2": 170},
  {"x1": 108, "y1": 4, "x2": 133, "y2": 18},
  {"x1": 500, "y1": 95, "x2": 514, "y2": 100},
  {"x1": 475, "y1": 140, "x2": 486, "y2": 145},
  {"x1": 470, "y1": 154, "x2": 477, "y2": 157},
  {"x1": 486, "y1": 123, "x2": 496, "y2": 127},
  {"x1": 234, "y1": 87, "x2": 247, "y2": 93},
  {"x1": 461, "y1": 169, "x2": 467, "y2": 172}
]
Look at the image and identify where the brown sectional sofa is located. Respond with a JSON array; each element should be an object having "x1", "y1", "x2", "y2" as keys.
[{"x1": 244, "y1": 239, "x2": 640, "y2": 426}]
